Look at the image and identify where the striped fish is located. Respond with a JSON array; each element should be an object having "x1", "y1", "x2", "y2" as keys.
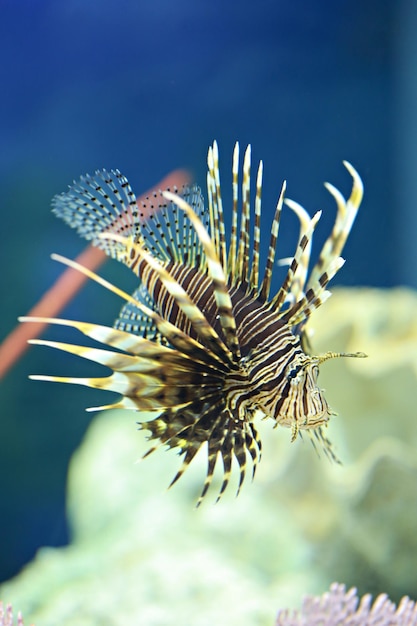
[{"x1": 21, "y1": 141, "x2": 365, "y2": 505}]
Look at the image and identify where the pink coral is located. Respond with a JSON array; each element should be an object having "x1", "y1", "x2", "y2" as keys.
[
  {"x1": 276, "y1": 583, "x2": 417, "y2": 625},
  {"x1": 0, "y1": 602, "x2": 25, "y2": 626}
]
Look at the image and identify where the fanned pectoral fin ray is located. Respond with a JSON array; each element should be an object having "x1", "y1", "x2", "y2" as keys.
[
  {"x1": 216, "y1": 430, "x2": 234, "y2": 503},
  {"x1": 51, "y1": 169, "x2": 141, "y2": 263},
  {"x1": 23, "y1": 333, "x2": 225, "y2": 413},
  {"x1": 137, "y1": 398, "x2": 260, "y2": 505},
  {"x1": 196, "y1": 419, "x2": 261, "y2": 506}
]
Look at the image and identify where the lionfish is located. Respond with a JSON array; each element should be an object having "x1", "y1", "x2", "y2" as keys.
[{"x1": 21, "y1": 141, "x2": 364, "y2": 505}]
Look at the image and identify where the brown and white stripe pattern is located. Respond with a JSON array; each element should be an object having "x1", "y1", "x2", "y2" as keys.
[{"x1": 21, "y1": 141, "x2": 365, "y2": 505}]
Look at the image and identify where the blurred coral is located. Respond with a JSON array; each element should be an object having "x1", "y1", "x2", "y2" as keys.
[
  {"x1": 0, "y1": 602, "x2": 25, "y2": 626},
  {"x1": 275, "y1": 582, "x2": 417, "y2": 625}
]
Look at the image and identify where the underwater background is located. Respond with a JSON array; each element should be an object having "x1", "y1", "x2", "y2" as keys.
[{"x1": 1, "y1": 1, "x2": 416, "y2": 624}]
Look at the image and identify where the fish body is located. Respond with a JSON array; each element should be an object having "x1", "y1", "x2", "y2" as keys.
[{"x1": 22, "y1": 142, "x2": 364, "y2": 504}]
